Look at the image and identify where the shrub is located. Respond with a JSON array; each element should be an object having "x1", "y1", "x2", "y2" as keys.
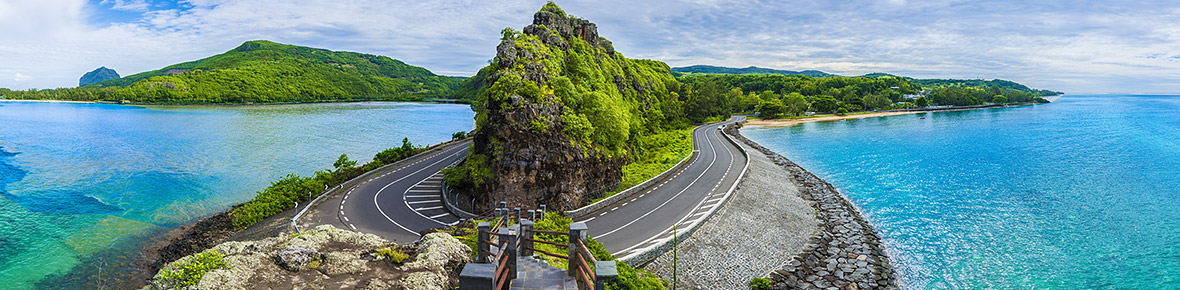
[
  {"x1": 160, "y1": 249, "x2": 228, "y2": 287},
  {"x1": 835, "y1": 107, "x2": 849, "y2": 116},
  {"x1": 231, "y1": 138, "x2": 424, "y2": 228},
  {"x1": 375, "y1": 247, "x2": 409, "y2": 264},
  {"x1": 750, "y1": 277, "x2": 773, "y2": 290},
  {"x1": 452, "y1": 131, "x2": 467, "y2": 140}
]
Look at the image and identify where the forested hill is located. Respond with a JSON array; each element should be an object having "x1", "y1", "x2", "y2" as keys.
[
  {"x1": 2, "y1": 40, "x2": 465, "y2": 104},
  {"x1": 672, "y1": 65, "x2": 834, "y2": 77},
  {"x1": 674, "y1": 65, "x2": 1062, "y2": 97}
]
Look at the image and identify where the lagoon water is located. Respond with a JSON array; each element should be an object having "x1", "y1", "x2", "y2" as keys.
[
  {"x1": 0, "y1": 101, "x2": 473, "y2": 289},
  {"x1": 744, "y1": 95, "x2": 1180, "y2": 289}
]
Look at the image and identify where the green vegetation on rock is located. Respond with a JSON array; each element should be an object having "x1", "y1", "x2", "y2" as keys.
[
  {"x1": 159, "y1": 249, "x2": 228, "y2": 287},
  {"x1": 446, "y1": 2, "x2": 709, "y2": 210},
  {"x1": 1, "y1": 40, "x2": 465, "y2": 104}
]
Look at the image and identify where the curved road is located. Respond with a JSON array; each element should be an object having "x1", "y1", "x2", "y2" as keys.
[
  {"x1": 306, "y1": 116, "x2": 747, "y2": 255},
  {"x1": 303, "y1": 139, "x2": 470, "y2": 243},
  {"x1": 577, "y1": 116, "x2": 747, "y2": 261}
]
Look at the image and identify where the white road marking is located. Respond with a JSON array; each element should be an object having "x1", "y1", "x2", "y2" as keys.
[
  {"x1": 415, "y1": 206, "x2": 444, "y2": 211},
  {"x1": 429, "y1": 213, "x2": 451, "y2": 219},
  {"x1": 372, "y1": 146, "x2": 468, "y2": 236},
  {"x1": 595, "y1": 127, "x2": 720, "y2": 239},
  {"x1": 407, "y1": 200, "x2": 440, "y2": 205},
  {"x1": 349, "y1": 223, "x2": 357, "y2": 230}
]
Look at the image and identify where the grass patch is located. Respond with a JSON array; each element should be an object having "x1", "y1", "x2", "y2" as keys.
[{"x1": 592, "y1": 128, "x2": 692, "y2": 204}]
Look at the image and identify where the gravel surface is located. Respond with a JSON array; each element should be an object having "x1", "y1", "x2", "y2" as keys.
[{"x1": 643, "y1": 129, "x2": 819, "y2": 289}]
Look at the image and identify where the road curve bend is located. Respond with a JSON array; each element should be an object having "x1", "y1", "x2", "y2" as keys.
[{"x1": 578, "y1": 116, "x2": 748, "y2": 262}]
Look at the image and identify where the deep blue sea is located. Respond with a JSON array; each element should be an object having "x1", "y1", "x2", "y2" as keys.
[
  {"x1": 743, "y1": 95, "x2": 1180, "y2": 289},
  {"x1": 0, "y1": 101, "x2": 473, "y2": 289}
]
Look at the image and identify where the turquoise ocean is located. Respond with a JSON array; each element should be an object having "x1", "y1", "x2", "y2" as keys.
[
  {"x1": 0, "y1": 101, "x2": 474, "y2": 289},
  {"x1": 743, "y1": 95, "x2": 1180, "y2": 289}
]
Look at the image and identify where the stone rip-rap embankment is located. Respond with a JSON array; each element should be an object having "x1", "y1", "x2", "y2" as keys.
[
  {"x1": 646, "y1": 123, "x2": 899, "y2": 290},
  {"x1": 642, "y1": 125, "x2": 819, "y2": 289}
]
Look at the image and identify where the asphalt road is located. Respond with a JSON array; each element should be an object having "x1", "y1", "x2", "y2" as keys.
[
  {"x1": 311, "y1": 139, "x2": 470, "y2": 243},
  {"x1": 577, "y1": 116, "x2": 748, "y2": 261},
  {"x1": 310, "y1": 116, "x2": 746, "y2": 254}
]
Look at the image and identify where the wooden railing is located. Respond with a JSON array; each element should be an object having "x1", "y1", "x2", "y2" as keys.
[{"x1": 461, "y1": 202, "x2": 616, "y2": 290}]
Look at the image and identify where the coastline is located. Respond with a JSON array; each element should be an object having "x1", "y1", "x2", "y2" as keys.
[
  {"x1": 728, "y1": 122, "x2": 899, "y2": 289},
  {"x1": 746, "y1": 103, "x2": 1038, "y2": 128},
  {"x1": 0, "y1": 98, "x2": 470, "y2": 106}
]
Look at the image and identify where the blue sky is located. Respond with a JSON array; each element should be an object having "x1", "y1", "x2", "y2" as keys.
[{"x1": 2, "y1": 0, "x2": 1180, "y2": 94}]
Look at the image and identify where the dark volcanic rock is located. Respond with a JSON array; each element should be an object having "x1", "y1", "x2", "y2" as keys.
[
  {"x1": 468, "y1": 5, "x2": 634, "y2": 211},
  {"x1": 79, "y1": 66, "x2": 119, "y2": 86}
]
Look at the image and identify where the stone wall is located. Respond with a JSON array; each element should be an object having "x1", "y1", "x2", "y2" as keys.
[{"x1": 728, "y1": 124, "x2": 898, "y2": 290}]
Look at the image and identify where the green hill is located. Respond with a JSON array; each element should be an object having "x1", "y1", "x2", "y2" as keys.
[
  {"x1": 672, "y1": 65, "x2": 834, "y2": 77},
  {"x1": 5, "y1": 40, "x2": 464, "y2": 104}
]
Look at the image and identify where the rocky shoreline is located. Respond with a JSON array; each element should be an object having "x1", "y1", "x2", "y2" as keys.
[{"x1": 727, "y1": 124, "x2": 899, "y2": 290}]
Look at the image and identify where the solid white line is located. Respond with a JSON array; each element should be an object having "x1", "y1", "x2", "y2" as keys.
[
  {"x1": 405, "y1": 195, "x2": 438, "y2": 198},
  {"x1": 373, "y1": 146, "x2": 467, "y2": 236},
  {"x1": 581, "y1": 216, "x2": 597, "y2": 223},
  {"x1": 429, "y1": 213, "x2": 451, "y2": 219},
  {"x1": 595, "y1": 126, "x2": 720, "y2": 239},
  {"x1": 415, "y1": 206, "x2": 444, "y2": 211},
  {"x1": 407, "y1": 200, "x2": 440, "y2": 205}
]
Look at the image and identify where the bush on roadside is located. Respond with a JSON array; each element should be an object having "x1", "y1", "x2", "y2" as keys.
[{"x1": 230, "y1": 138, "x2": 424, "y2": 228}]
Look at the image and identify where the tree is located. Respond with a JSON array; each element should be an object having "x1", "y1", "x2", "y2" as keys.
[
  {"x1": 836, "y1": 107, "x2": 849, "y2": 116},
  {"x1": 811, "y1": 95, "x2": 840, "y2": 113},
  {"x1": 992, "y1": 95, "x2": 1008, "y2": 104},
  {"x1": 452, "y1": 131, "x2": 467, "y2": 140},
  {"x1": 333, "y1": 154, "x2": 357, "y2": 170},
  {"x1": 783, "y1": 92, "x2": 808, "y2": 116},
  {"x1": 863, "y1": 93, "x2": 892, "y2": 110},
  {"x1": 758, "y1": 99, "x2": 786, "y2": 118},
  {"x1": 915, "y1": 96, "x2": 929, "y2": 107}
]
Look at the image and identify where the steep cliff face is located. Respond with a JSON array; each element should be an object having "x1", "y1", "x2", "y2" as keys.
[
  {"x1": 79, "y1": 66, "x2": 119, "y2": 86},
  {"x1": 454, "y1": 3, "x2": 682, "y2": 211}
]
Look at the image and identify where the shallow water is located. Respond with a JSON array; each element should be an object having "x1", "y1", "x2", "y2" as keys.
[
  {"x1": 0, "y1": 101, "x2": 473, "y2": 289},
  {"x1": 743, "y1": 95, "x2": 1180, "y2": 289}
]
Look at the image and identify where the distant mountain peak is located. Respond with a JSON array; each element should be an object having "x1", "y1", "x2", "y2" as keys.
[{"x1": 79, "y1": 67, "x2": 119, "y2": 86}]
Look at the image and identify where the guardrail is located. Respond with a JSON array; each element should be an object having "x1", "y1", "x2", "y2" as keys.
[
  {"x1": 288, "y1": 137, "x2": 471, "y2": 233},
  {"x1": 565, "y1": 133, "x2": 697, "y2": 219},
  {"x1": 618, "y1": 118, "x2": 753, "y2": 267}
]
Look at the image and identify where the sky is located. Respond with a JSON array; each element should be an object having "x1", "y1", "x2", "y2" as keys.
[{"x1": 3, "y1": 0, "x2": 1180, "y2": 94}]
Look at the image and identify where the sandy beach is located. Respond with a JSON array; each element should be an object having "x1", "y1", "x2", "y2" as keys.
[{"x1": 0, "y1": 99, "x2": 98, "y2": 104}]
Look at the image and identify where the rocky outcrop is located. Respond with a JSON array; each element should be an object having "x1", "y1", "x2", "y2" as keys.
[
  {"x1": 141, "y1": 225, "x2": 470, "y2": 290},
  {"x1": 79, "y1": 66, "x2": 119, "y2": 86},
  {"x1": 462, "y1": 3, "x2": 674, "y2": 212}
]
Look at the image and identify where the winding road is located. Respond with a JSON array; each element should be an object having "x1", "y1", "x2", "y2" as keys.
[
  {"x1": 576, "y1": 116, "x2": 747, "y2": 261},
  {"x1": 303, "y1": 116, "x2": 747, "y2": 258}
]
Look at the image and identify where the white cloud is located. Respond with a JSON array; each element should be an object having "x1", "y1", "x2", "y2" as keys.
[
  {"x1": 13, "y1": 73, "x2": 32, "y2": 81},
  {"x1": 101, "y1": 0, "x2": 150, "y2": 11},
  {"x1": 2, "y1": 0, "x2": 1180, "y2": 93}
]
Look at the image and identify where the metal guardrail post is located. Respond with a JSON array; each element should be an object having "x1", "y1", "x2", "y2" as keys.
[
  {"x1": 567, "y1": 222, "x2": 588, "y2": 276},
  {"x1": 520, "y1": 220, "x2": 534, "y2": 257},
  {"x1": 477, "y1": 222, "x2": 490, "y2": 263}
]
